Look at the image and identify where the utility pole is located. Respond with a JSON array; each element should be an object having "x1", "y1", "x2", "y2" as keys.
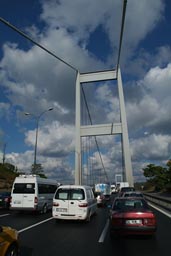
[{"x1": 2, "y1": 143, "x2": 6, "y2": 165}]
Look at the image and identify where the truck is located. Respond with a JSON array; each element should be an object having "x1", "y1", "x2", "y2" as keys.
[
  {"x1": 116, "y1": 182, "x2": 129, "y2": 192},
  {"x1": 94, "y1": 183, "x2": 111, "y2": 201}
]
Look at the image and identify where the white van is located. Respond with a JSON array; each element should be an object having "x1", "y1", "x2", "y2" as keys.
[
  {"x1": 10, "y1": 174, "x2": 59, "y2": 213},
  {"x1": 52, "y1": 185, "x2": 97, "y2": 221}
]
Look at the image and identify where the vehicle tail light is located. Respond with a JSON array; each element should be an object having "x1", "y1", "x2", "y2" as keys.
[
  {"x1": 34, "y1": 197, "x2": 38, "y2": 204},
  {"x1": 79, "y1": 203, "x2": 88, "y2": 207},
  {"x1": 53, "y1": 202, "x2": 59, "y2": 206},
  {"x1": 143, "y1": 218, "x2": 156, "y2": 225}
]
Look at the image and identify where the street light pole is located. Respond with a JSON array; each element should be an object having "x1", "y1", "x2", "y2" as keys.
[{"x1": 25, "y1": 108, "x2": 53, "y2": 172}]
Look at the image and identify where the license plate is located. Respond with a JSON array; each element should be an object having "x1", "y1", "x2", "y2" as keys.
[
  {"x1": 14, "y1": 201, "x2": 21, "y2": 204},
  {"x1": 56, "y1": 208, "x2": 67, "y2": 212},
  {"x1": 126, "y1": 219, "x2": 142, "y2": 224}
]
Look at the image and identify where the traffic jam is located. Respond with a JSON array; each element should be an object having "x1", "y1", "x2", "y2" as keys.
[{"x1": 0, "y1": 176, "x2": 160, "y2": 256}]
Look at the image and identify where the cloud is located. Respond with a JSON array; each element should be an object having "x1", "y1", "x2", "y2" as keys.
[
  {"x1": 0, "y1": 0, "x2": 170, "y2": 183},
  {"x1": 6, "y1": 150, "x2": 74, "y2": 183},
  {"x1": 126, "y1": 63, "x2": 171, "y2": 135},
  {"x1": 131, "y1": 133, "x2": 171, "y2": 161},
  {"x1": 24, "y1": 120, "x2": 75, "y2": 157}
]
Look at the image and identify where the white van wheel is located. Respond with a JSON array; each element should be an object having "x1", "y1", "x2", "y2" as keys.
[{"x1": 42, "y1": 204, "x2": 48, "y2": 214}]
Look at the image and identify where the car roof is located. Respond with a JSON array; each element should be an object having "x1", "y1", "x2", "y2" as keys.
[
  {"x1": 58, "y1": 185, "x2": 92, "y2": 189},
  {"x1": 123, "y1": 191, "x2": 143, "y2": 194},
  {"x1": 114, "y1": 197, "x2": 145, "y2": 201}
]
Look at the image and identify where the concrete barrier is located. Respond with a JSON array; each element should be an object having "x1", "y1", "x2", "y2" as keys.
[{"x1": 144, "y1": 192, "x2": 171, "y2": 212}]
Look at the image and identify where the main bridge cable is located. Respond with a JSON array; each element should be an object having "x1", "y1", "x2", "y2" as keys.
[
  {"x1": 116, "y1": 0, "x2": 127, "y2": 75},
  {"x1": 81, "y1": 85, "x2": 109, "y2": 183},
  {"x1": 0, "y1": 0, "x2": 127, "y2": 74},
  {"x1": 0, "y1": 17, "x2": 78, "y2": 73}
]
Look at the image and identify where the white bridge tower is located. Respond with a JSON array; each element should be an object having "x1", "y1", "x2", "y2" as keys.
[{"x1": 75, "y1": 68, "x2": 133, "y2": 186}]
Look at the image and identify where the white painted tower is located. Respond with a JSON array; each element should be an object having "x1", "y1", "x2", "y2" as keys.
[{"x1": 75, "y1": 68, "x2": 133, "y2": 186}]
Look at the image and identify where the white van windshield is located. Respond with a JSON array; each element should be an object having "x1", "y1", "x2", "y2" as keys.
[
  {"x1": 55, "y1": 188, "x2": 85, "y2": 200},
  {"x1": 13, "y1": 183, "x2": 35, "y2": 194}
]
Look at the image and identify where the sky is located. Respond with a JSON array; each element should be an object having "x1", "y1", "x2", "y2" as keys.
[{"x1": 0, "y1": 0, "x2": 171, "y2": 185}]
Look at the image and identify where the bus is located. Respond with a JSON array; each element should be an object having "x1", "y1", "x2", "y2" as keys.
[{"x1": 10, "y1": 174, "x2": 59, "y2": 213}]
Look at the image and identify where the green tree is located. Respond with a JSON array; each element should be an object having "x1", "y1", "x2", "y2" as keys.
[
  {"x1": 143, "y1": 161, "x2": 171, "y2": 192},
  {"x1": 31, "y1": 163, "x2": 47, "y2": 178},
  {"x1": 165, "y1": 160, "x2": 171, "y2": 191}
]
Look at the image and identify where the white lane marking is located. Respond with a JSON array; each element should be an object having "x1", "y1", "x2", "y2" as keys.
[
  {"x1": 18, "y1": 217, "x2": 53, "y2": 233},
  {"x1": 98, "y1": 219, "x2": 109, "y2": 243},
  {"x1": 0, "y1": 213, "x2": 10, "y2": 218},
  {"x1": 148, "y1": 202, "x2": 171, "y2": 218}
]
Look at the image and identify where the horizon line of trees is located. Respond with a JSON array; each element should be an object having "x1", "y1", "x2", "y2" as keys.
[{"x1": 0, "y1": 162, "x2": 46, "y2": 179}]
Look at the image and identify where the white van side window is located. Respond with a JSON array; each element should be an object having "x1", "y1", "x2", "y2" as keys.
[
  {"x1": 86, "y1": 189, "x2": 91, "y2": 200},
  {"x1": 38, "y1": 184, "x2": 57, "y2": 194},
  {"x1": 91, "y1": 189, "x2": 94, "y2": 199}
]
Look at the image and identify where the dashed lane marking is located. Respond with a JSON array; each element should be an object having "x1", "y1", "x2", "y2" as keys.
[
  {"x1": 98, "y1": 219, "x2": 109, "y2": 243},
  {"x1": 18, "y1": 217, "x2": 53, "y2": 233},
  {"x1": 0, "y1": 213, "x2": 10, "y2": 218}
]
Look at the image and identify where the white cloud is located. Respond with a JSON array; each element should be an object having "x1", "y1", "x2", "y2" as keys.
[
  {"x1": 126, "y1": 63, "x2": 171, "y2": 134},
  {"x1": 0, "y1": 0, "x2": 169, "y2": 183},
  {"x1": 131, "y1": 133, "x2": 171, "y2": 161},
  {"x1": 24, "y1": 120, "x2": 75, "y2": 157}
]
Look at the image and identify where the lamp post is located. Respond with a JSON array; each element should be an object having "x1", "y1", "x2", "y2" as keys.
[{"x1": 25, "y1": 108, "x2": 53, "y2": 172}]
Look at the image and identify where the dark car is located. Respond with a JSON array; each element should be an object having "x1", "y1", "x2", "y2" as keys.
[
  {"x1": 109, "y1": 197, "x2": 157, "y2": 237},
  {"x1": 119, "y1": 186, "x2": 135, "y2": 197},
  {"x1": 122, "y1": 191, "x2": 144, "y2": 198},
  {"x1": 0, "y1": 191, "x2": 11, "y2": 209}
]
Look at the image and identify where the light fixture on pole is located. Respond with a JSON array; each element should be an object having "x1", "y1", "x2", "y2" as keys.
[{"x1": 24, "y1": 107, "x2": 53, "y2": 172}]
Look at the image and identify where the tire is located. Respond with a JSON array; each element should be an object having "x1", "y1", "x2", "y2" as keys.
[
  {"x1": 41, "y1": 204, "x2": 48, "y2": 214},
  {"x1": 5, "y1": 243, "x2": 19, "y2": 256}
]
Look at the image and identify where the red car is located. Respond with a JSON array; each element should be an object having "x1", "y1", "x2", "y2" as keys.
[{"x1": 109, "y1": 197, "x2": 157, "y2": 237}]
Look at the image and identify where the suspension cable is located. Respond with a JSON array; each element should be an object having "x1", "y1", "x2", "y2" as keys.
[
  {"x1": 0, "y1": 17, "x2": 78, "y2": 73},
  {"x1": 116, "y1": 0, "x2": 127, "y2": 73},
  {"x1": 81, "y1": 84, "x2": 109, "y2": 182}
]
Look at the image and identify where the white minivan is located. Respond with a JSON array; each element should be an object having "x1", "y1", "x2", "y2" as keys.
[
  {"x1": 10, "y1": 174, "x2": 59, "y2": 213},
  {"x1": 52, "y1": 185, "x2": 97, "y2": 221}
]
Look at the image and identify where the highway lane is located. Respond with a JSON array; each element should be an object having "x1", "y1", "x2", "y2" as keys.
[{"x1": 0, "y1": 204, "x2": 170, "y2": 256}]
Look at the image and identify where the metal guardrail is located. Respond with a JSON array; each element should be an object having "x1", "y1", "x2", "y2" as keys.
[{"x1": 144, "y1": 192, "x2": 171, "y2": 212}]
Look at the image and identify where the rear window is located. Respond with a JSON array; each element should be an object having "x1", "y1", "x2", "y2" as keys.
[
  {"x1": 113, "y1": 198, "x2": 148, "y2": 211},
  {"x1": 13, "y1": 183, "x2": 35, "y2": 194},
  {"x1": 55, "y1": 188, "x2": 85, "y2": 200},
  {"x1": 120, "y1": 187, "x2": 135, "y2": 192}
]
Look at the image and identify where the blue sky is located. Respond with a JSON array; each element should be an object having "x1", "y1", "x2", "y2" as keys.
[{"x1": 0, "y1": 0, "x2": 171, "y2": 184}]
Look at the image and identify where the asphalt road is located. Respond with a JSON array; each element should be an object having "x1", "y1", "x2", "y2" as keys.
[{"x1": 0, "y1": 203, "x2": 170, "y2": 256}]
